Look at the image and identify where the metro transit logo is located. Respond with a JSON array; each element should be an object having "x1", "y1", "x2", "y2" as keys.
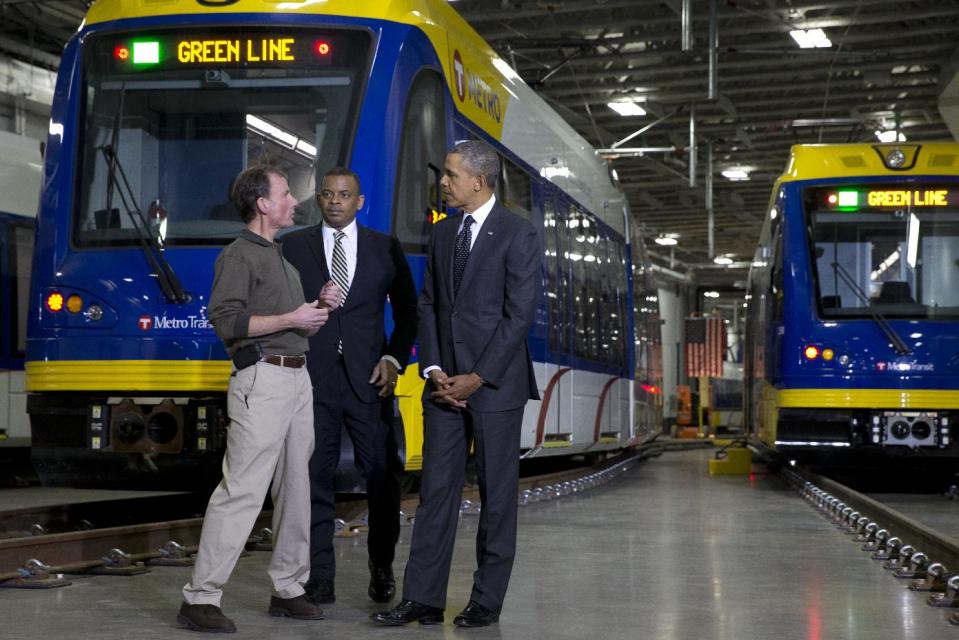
[
  {"x1": 453, "y1": 50, "x2": 466, "y2": 102},
  {"x1": 137, "y1": 314, "x2": 212, "y2": 331}
]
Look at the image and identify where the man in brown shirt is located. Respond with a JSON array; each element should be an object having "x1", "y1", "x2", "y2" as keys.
[{"x1": 178, "y1": 166, "x2": 338, "y2": 633}]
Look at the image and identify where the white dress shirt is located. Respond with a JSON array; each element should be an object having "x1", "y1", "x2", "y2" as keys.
[
  {"x1": 422, "y1": 195, "x2": 496, "y2": 379},
  {"x1": 322, "y1": 219, "x2": 399, "y2": 370}
]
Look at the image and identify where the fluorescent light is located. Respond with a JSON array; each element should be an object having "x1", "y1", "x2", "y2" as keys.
[
  {"x1": 607, "y1": 101, "x2": 646, "y2": 117},
  {"x1": 704, "y1": 291, "x2": 720, "y2": 298},
  {"x1": 654, "y1": 236, "x2": 678, "y2": 246},
  {"x1": 246, "y1": 114, "x2": 297, "y2": 148},
  {"x1": 907, "y1": 213, "x2": 920, "y2": 269},
  {"x1": 789, "y1": 28, "x2": 832, "y2": 49},
  {"x1": 875, "y1": 129, "x2": 907, "y2": 143},
  {"x1": 721, "y1": 169, "x2": 750, "y2": 181},
  {"x1": 295, "y1": 139, "x2": 317, "y2": 158},
  {"x1": 714, "y1": 256, "x2": 734, "y2": 265}
]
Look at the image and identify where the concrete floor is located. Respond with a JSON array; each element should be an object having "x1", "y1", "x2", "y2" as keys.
[{"x1": 0, "y1": 448, "x2": 953, "y2": 639}]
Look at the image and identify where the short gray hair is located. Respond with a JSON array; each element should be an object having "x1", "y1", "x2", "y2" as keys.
[{"x1": 453, "y1": 140, "x2": 500, "y2": 190}]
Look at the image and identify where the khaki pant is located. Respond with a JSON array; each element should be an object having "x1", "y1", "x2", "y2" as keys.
[{"x1": 183, "y1": 361, "x2": 314, "y2": 606}]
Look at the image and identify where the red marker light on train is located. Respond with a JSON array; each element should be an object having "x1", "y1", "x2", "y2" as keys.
[
  {"x1": 114, "y1": 45, "x2": 130, "y2": 62},
  {"x1": 313, "y1": 41, "x2": 331, "y2": 56},
  {"x1": 804, "y1": 345, "x2": 820, "y2": 360},
  {"x1": 826, "y1": 193, "x2": 838, "y2": 205},
  {"x1": 47, "y1": 292, "x2": 65, "y2": 312}
]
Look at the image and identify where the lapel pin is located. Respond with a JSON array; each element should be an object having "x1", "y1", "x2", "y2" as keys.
[{"x1": 487, "y1": 231, "x2": 494, "y2": 236}]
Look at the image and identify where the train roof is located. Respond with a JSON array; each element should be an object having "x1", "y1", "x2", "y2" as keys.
[
  {"x1": 83, "y1": 0, "x2": 629, "y2": 235},
  {"x1": 777, "y1": 142, "x2": 959, "y2": 184}
]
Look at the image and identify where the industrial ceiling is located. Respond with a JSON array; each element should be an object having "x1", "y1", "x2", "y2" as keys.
[{"x1": 2, "y1": 0, "x2": 958, "y2": 287}]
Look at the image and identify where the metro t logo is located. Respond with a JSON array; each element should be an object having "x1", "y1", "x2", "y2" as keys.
[
  {"x1": 138, "y1": 315, "x2": 153, "y2": 331},
  {"x1": 453, "y1": 50, "x2": 466, "y2": 102}
]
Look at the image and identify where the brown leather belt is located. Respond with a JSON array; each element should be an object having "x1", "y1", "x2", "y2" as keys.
[{"x1": 260, "y1": 354, "x2": 306, "y2": 368}]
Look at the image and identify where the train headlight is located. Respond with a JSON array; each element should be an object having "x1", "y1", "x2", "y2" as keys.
[
  {"x1": 46, "y1": 292, "x2": 64, "y2": 312},
  {"x1": 66, "y1": 295, "x2": 83, "y2": 314},
  {"x1": 85, "y1": 305, "x2": 104, "y2": 322},
  {"x1": 804, "y1": 345, "x2": 820, "y2": 360},
  {"x1": 822, "y1": 348, "x2": 835, "y2": 361}
]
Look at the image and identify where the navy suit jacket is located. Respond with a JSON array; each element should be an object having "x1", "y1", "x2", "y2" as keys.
[
  {"x1": 282, "y1": 223, "x2": 418, "y2": 404},
  {"x1": 418, "y1": 202, "x2": 541, "y2": 412}
]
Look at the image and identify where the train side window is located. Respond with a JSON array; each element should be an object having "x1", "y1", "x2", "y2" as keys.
[
  {"x1": 543, "y1": 198, "x2": 561, "y2": 352},
  {"x1": 9, "y1": 222, "x2": 34, "y2": 358},
  {"x1": 498, "y1": 158, "x2": 531, "y2": 220},
  {"x1": 570, "y1": 207, "x2": 590, "y2": 360},
  {"x1": 770, "y1": 222, "x2": 784, "y2": 321},
  {"x1": 608, "y1": 236, "x2": 627, "y2": 369},
  {"x1": 393, "y1": 70, "x2": 447, "y2": 255}
]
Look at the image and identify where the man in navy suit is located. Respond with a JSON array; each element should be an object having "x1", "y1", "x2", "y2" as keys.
[
  {"x1": 373, "y1": 140, "x2": 541, "y2": 628},
  {"x1": 282, "y1": 167, "x2": 417, "y2": 606}
]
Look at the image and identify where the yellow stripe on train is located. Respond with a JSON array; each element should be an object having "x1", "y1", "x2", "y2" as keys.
[
  {"x1": 25, "y1": 360, "x2": 233, "y2": 391},
  {"x1": 83, "y1": 0, "x2": 509, "y2": 140},
  {"x1": 778, "y1": 388, "x2": 959, "y2": 409}
]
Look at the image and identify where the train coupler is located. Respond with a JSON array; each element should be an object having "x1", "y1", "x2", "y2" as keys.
[
  {"x1": 927, "y1": 576, "x2": 959, "y2": 607},
  {"x1": 87, "y1": 548, "x2": 149, "y2": 576},
  {"x1": 909, "y1": 562, "x2": 950, "y2": 592},
  {"x1": 149, "y1": 540, "x2": 194, "y2": 567},
  {"x1": 0, "y1": 559, "x2": 71, "y2": 589}
]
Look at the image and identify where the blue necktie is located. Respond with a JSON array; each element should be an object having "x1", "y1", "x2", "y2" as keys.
[{"x1": 453, "y1": 215, "x2": 474, "y2": 296}]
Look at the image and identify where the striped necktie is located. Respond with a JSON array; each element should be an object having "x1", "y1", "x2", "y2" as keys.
[{"x1": 331, "y1": 230, "x2": 350, "y2": 353}]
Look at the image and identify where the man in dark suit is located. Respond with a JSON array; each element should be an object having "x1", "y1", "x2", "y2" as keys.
[
  {"x1": 373, "y1": 140, "x2": 541, "y2": 628},
  {"x1": 282, "y1": 167, "x2": 417, "y2": 606}
]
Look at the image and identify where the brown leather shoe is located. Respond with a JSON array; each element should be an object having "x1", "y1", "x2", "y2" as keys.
[
  {"x1": 268, "y1": 594, "x2": 324, "y2": 620},
  {"x1": 177, "y1": 602, "x2": 237, "y2": 633}
]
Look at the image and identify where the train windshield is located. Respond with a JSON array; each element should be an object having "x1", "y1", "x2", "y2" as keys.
[
  {"x1": 806, "y1": 185, "x2": 959, "y2": 319},
  {"x1": 75, "y1": 28, "x2": 370, "y2": 246}
]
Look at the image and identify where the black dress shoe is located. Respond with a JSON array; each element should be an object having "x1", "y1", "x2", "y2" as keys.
[
  {"x1": 268, "y1": 594, "x2": 324, "y2": 620},
  {"x1": 368, "y1": 561, "x2": 396, "y2": 603},
  {"x1": 453, "y1": 601, "x2": 499, "y2": 628},
  {"x1": 370, "y1": 599, "x2": 444, "y2": 625},
  {"x1": 305, "y1": 577, "x2": 335, "y2": 604},
  {"x1": 177, "y1": 602, "x2": 237, "y2": 633}
]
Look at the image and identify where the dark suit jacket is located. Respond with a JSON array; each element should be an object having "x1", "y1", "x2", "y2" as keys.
[
  {"x1": 418, "y1": 201, "x2": 541, "y2": 412},
  {"x1": 282, "y1": 223, "x2": 418, "y2": 404}
]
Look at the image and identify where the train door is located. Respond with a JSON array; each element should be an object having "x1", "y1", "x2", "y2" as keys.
[
  {"x1": 539, "y1": 193, "x2": 572, "y2": 446},
  {"x1": 0, "y1": 214, "x2": 34, "y2": 442},
  {"x1": 389, "y1": 68, "x2": 448, "y2": 474}
]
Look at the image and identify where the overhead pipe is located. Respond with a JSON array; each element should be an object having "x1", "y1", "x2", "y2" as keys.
[
  {"x1": 681, "y1": 0, "x2": 693, "y2": 52},
  {"x1": 688, "y1": 103, "x2": 696, "y2": 188},
  {"x1": 706, "y1": 141, "x2": 714, "y2": 259},
  {"x1": 708, "y1": 0, "x2": 718, "y2": 100}
]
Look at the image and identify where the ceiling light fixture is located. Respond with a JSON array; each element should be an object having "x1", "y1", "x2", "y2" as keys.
[
  {"x1": 654, "y1": 235, "x2": 678, "y2": 246},
  {"x1": 607, "y1": 101, "x2": 646, "y2": 117},
  {"x1": 714, "y1": 256, "x2": 734, "y2": 265},
  {"x1": 875, "y1": 129, "x2": 907, "y2": 143},
  {"x1": 721, "y1": 169, "x2": 750, "y2": 181},
  {"x1": 789, "y1": 28, "x2": 832, "y2": 49}
]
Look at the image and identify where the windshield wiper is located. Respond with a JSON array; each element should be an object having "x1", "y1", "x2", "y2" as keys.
[
  {"x1": 829, "y1": 261, "x2": 910, "y2": 355},
  {"x1": 100, "y1": 144, "x2": 189, "y2": 304}
]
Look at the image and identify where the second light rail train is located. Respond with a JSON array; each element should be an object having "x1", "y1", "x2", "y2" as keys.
[{"x1": 745, "y1": 142, "x2": 959, "y2": 472}]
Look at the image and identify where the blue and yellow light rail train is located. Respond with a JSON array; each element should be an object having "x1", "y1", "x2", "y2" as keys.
[
  {"x1": 745, "y1": 143, "x2": 959, "y2": 469},
  {"x1": 26, "y1": 0, "x2": 662, "y2": 488}
]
